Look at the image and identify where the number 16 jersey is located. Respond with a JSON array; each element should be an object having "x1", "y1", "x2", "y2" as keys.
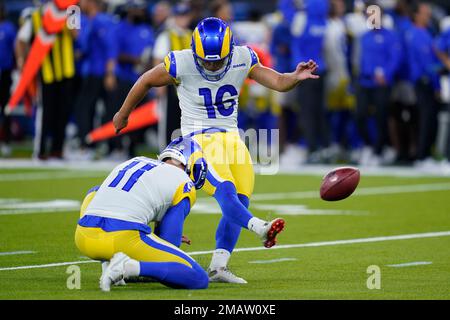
[{"x1": 164, "y1": 46, "x2": 260, "y2": 135}]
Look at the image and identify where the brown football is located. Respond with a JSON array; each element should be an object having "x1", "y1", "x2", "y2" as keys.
[{"x1": 320, "y1": 167, "x2": 360, "y2": 201}]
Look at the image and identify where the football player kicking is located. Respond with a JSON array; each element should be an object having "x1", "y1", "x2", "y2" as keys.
[
  {"x1": 113, "y1": 17, "x2": 319, "y2": 284},
  {"x1": 75, "y1": 137, "x2": 209, "y2": 291}
]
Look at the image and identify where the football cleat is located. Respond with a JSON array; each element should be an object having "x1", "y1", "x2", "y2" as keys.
[
  {"x1": 99, "y1": 252, "x2": 129, "y2": 292},
  {"x1": 261, "y1": 218, "x2": 285, "y2": 248},
  {"x1": 208, "y1": 267, "x2": 247, "y2": 284},
  {"x1": 100, "y1": 261, "x2": 126, "y2": 287}
]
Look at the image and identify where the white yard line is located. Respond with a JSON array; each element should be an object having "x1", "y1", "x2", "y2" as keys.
[
  {"x1": 192, "y1": 201, "x2": 368, "y2": 216},
  {"x1": 0, "y1": 199, "x2": 81, "y2": 216},
  {"x1": 1, "y1": 230, "x2": 449, "y2": 271},
  {"x1": 0, "y1": 171, "x2": 105, "y2": 181},
  {"x1": 4, "y1": 181, "x2": 449, "y2": 217},
  {"x1": 0, "y1": 251, "x2": 36, "y2": 256},
  {"x1": 271, "y1": 164, "x2": 450, "y2": 178},
  {"x1": 0, "y1": 159, "x2": 116, "y2": 171},
  {"x1": 386, "y1": 261, "x2": 433, "y2": 268},
  {"x1": 248, "y1": 258, "x2": 298, "y2": 264},
  {"x1": 1, "y1": 160, "x2": 448, "y2": 177},
  {"x1": 251, "y1": 182, "x2": 450, "y2": 201},
  {"x1": 186, "y1": 231, "x2": 450, "y2": 255},
  {"x1": 0, "y1": 260, "x2": 96, "y2": 271},
  {"x1": 0, "y1": 208, "x2": 79, "y2": 215}
]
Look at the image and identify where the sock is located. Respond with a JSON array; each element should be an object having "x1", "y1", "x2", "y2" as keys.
[
  {"x1": 238, "y1": 193, "x2": 250, "y2": 209},
  {"x1": 209, "y1": 249, "x2": 231, "y2": 270},
  {"x1": 215, "y1": 218, "x2": 242, "y2": 253},
  {"x1": 214, "y1": 194, "x2": 249, "y2": 257},
  {"x1": 247, "y1": 217, "x2": 267, "y2": 237},
  {"x1": 101, "y1": 261, "x2": 108, "y2": 274},
  {"x1": 213, "y1": 181, "x2": 253, "y2": 228},
  {"x1": 124, "y1": 259, "x2": 140, "y2": 278}
]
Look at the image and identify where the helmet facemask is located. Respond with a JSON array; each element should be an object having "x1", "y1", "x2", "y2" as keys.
[
  {"x1": 186, "y1": 155, "x2": 208, "y2": 190},
  {"x1": 193, "y1": 53, "x2": 233, "y2": 82}
]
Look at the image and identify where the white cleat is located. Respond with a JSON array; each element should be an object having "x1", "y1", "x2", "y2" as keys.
[
  {"x1": 208, "y1": 267, "x2": 248, "y2": 284},
  {"x1": 99, "y1": 252, "x2": 130, "y2": 292},
  {"x1": 260, "y1": 218, "x2": 285, "y2": 248},
  {"x1": 100, "y1": 261, "x2": 126, "y2": 287}
]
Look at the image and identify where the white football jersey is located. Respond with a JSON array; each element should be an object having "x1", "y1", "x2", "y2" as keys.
[
  {"x1": 164, "y1": 46, "x2": 260, "y2": 135},
  {"x1": 84, "y1": 156, "x2": 196, "y2": 225}
]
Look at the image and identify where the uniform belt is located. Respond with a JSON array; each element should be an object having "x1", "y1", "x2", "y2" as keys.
[{"x1": 78, "y1": 215, "x2": 151, "y2": 233}]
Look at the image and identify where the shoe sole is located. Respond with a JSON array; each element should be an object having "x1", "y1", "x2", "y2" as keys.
[
  {"x1": 209, "y1": 276, "x2": 247, "y2": 284},
  {"x1": 264, "y1": 218, "x2": 285, "y2": 248}
]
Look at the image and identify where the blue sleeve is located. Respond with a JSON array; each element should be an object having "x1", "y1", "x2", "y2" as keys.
[
  {"x1": 154, "y1": 197, "x2": 191, "y2": 247},
  {"x1": 106, "y1": 21, "x2": 119, "y2": 61},
  {"x1": 386, "y1": 32, "x2": 402, "y2": 83},
  {"x1": 247, "y1": 46, "x2": 260, "y2": 69},
  {"x1": 435, "y1": 31, "x2": 450, "y2": 53},
  {"x1": 97, "y1": 16, "x2": 118, "y2": 61},
  {"x1": 405, "y1": 30, "x2": 419, "y2": 82},
  {"x1": 9, "y1": 23, "x2": 17, "y2": 44},
  {"x1": 435, "y1": 35, "x2": 445, "y2": 52},
  {"x1": 290, "y1": 35, "x2": 302, "y2": 70},
  {"x1": 164, "y1": 51, "x2": 177, "y2": 78},
  {"x1": 270, "y1": 24, "x2": 281, "y2": 56},
  {"x1": 75, "y1": 15, "x2": 89, "y2": 54}
]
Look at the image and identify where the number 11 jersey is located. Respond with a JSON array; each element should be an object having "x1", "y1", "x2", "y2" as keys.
[{"x1": 84, "y1": 157, "x2": 196, "y2": 225}]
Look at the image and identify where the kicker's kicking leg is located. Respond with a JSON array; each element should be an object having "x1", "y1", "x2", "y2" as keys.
[{"x1": 213, "y1": 181, "x2": 285, "y2": 248}]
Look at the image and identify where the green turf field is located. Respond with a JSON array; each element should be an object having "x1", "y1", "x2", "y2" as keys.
[{"x1": 0, "y1": 167, "x2": 449, "y2": 299}]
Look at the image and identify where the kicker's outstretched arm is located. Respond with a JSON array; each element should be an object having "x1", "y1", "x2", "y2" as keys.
[
  {"x1": 113, "y1": 63, "x2": 174, "y2": 133},
  {"x1": 248, "y1": 59, "x2": 320, "y2": 92}
]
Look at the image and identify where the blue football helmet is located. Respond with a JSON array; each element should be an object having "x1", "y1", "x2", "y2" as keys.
[
  {"x1": 191, "y1": 17, "x2": 234, "y2": 81},
  {"x1": 158, "y1": 137, "x2": 208, "y2": 190}
]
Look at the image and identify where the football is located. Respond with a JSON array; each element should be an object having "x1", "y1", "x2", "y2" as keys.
[{"x1": 320, "y1": 167, "x2": 360, "y2": 201}]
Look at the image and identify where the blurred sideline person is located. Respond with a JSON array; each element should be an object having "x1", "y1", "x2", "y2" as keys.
[
  {"x1": 75, "y1": 137, "x2": 209, "y2": 291},
  {"x1": 406, "y1": 1, "x2": 441, "y2": 165},
  {"x1": 0, "y1": 1, "x2": 16, "y2": 157},
  {"x1": 151, "y1": 0, "x2": 172, "y2": 36},
  {"x1": 189, "y1": 0, "x2": 207, "y2": 31},
  {"x1": 270, "y1": 5, "x2": 298, "y2": 161},
  {"x1": 209, "y1": 0, "x2": 233, "y2": 22},
  {"x1": 390, "y1": 0, "x2": 417, "y2": 164},
  {"x1": 354, "y1": 3, "x2": 401, "y2": 166},
  {"x1": 233, "y1": 9, "x2": 278, "y2": 149},
  {"x1": 110, "y1": 0, "x2": 154, "y2": 159},
  {"x1": 73, "y1": 0, "x2": 118, "y2": 160},
  {"x1": 113, "y1": 17, "x2": 319, "y2": 283},
  {"x1": 291, "y1": 0, "x2": 330, "y2": 163},
  {"x1": 16, "y1": 1, "x2": 76, "y2": 160},
  {"x1": 153, "y1": 2, "x2": 192, "y2": 149},
  {"x1": 435, "y1": 20, "x2": 450, "y2": 171},
  {"x1": 324, "y1": 0, "x2": 356, "y2": 162}
]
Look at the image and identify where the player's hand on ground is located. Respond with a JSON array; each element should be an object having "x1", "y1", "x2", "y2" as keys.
[
  {"x1": 181, "y1": 235, "x2": 191, "y2": 245},
  {"x1": 295, "y1": 59, "x2": 320, "y2": 81},
  {"x1": 113, "y1": 112, "x2": 128, "y2": 134}
]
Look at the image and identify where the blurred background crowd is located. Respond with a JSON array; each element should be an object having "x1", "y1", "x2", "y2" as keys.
[{"x1": 1, "y1": 0, "x2": 450, "y2": 171}]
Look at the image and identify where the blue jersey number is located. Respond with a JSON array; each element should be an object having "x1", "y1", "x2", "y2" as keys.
[
  {"x1": 199, "y1": 85, "x2": 238, "y2": 119},
  {"x1": 108, "y1": 160, "x2": 155, "y2": 192}
]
